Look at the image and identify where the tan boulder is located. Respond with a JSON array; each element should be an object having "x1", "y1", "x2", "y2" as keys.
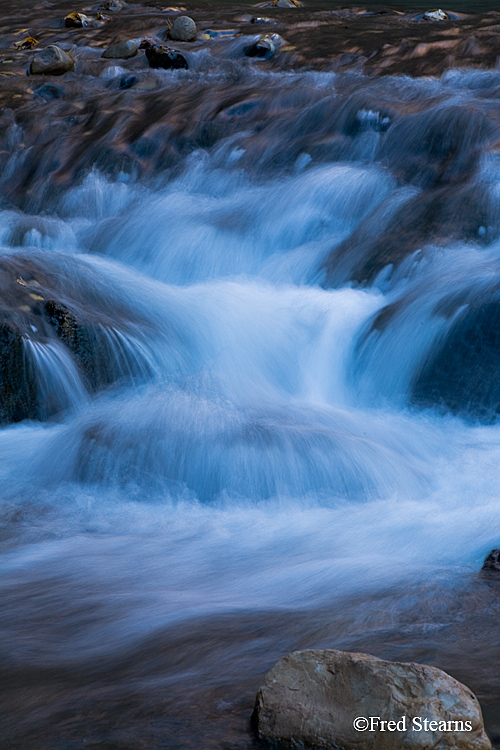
[{"x1": 253, "y1": 649, "x2": 492, "y2": 750}]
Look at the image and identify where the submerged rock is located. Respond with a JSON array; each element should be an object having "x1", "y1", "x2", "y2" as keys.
[
  {"x1": 145, "y1": 44, "x2": 188, "y2": 70},
  {"x1": 168, "y1": 16, "x2": 197, "y2": 42},
  {"x1": 245, "y1": 34, "x2": 279, "y2": 60},
  {"x1": 33, "y1": 82, "x2": 65, "y2": 98},
  {"x1": 30, "y1": 45, "x2": 74, "y2": 76},
  {"x1": 102, "y1": 40, "x2": 138, "y2": 59},
  {"x1": 253, "y1": 649, "x2": 491, "y2": 750}
]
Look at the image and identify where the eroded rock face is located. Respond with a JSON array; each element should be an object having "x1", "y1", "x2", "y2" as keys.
[{"x1": 253, "y1": 649, "x2": 491, "y2": 750}]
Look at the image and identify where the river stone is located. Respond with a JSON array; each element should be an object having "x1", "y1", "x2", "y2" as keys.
[
  {"x1": 253, "y1": 649, "x2": 491, "y2": 750},
  {"x1": 102, "y1": 40, "x2": 138, "y2": 59},
  {"x1": 145, "y1": 45, "x2": 188, "y2": 70},
  {"x1": 30, "y1": 45, "x2": 74, "y2": 76},
  {"x1": 169, "y1": 16, "x2": 197, "y2": 42}
]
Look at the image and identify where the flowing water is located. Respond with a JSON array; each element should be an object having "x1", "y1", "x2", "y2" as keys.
[{"x1": 2, "y1": 12, "x2": 500, "y2": 747}]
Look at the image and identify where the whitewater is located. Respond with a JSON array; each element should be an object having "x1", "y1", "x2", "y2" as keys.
[{"x1": 2, "y1": 59, "x2": 500, "y2": 747}]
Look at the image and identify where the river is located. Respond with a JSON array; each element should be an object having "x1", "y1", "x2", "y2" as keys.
[{"x1": 1, "y1": 2, "x2": 500, "y2": 748}]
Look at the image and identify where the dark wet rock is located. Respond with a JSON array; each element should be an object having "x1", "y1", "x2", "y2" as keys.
[
  {"x1": 102, "y1": 40, "x2": 138, "y2": 59},
  {"x1": 168, "y1": 16, "x2": 197, "y2": 42},
  {"x1": 245, "y1": 34, "x2": 278, "y2": 60},
  {"x1": 145, "y1": 45, "x2": 188, "y2": 70},
  {"x1": 482, "y1": 549, "x2": 500, "y2": 574},
  {"x1": 29, "y1": 45, "x2": 74, "y2": 76},
  {"x1": 119, "y1": 75, "x2": 138, "y2": 89},
  {"x1": 0, "y1": 254, "x2": 147, "y2": 425},
  {"x1": 412, "y1": 299, "x2": 500, "y2": 421},
  {"x1": 253, "y1": 649, "x2": 491, "y2": 750},
  {"x1": 0, "y1": 323, "x2": 37, "y2": 424},
  {"x1": 33, "y1": 82, "x2": 65, "y2": 99}
]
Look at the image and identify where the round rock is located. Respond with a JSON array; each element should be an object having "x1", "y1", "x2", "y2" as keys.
[
  {"x1": 30, "y1": 45, "x2": 74, "y2": 76},
  {"x1": 254, "y1": 649, "x2": 492, "y2": 750},
  {"x1": 169, "y1": 16, "x2": 197, "y2": 42},
  {"x1": 102, "y1": 40, "x2": 138, "y2": 59}
]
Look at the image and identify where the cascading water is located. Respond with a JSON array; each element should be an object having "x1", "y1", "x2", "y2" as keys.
[{"x1": 2, "y1": 38, "x2": 500, "y2": 749}]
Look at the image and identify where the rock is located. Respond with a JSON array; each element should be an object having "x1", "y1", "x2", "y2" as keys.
[
  {"x1": 119, "y1": 74, "x2": 138, "y2": 89},
  {"x1": 145, "y1": 44, "x2": 188, "y2": 70},
  {"x1": 102, "y1": 40, "x2": 138, "y2": 59},
  {"x1": 245, "y1": 34, "x2": 280, "y2": 60},
  {"x1": 423, "y1": 8, "x2": 450, "y2": 21},
  {"x1": 30, "y1": 46, "x2": 74, "y2": 76},
  {"x1": 13, "y1": 36, "x2": 38, "y2": 51},
  {"x1": 0, "y1": 323, "x2": 37, "y2": 424},
  {"x1": 98, "y1": 0, "x2": 124, "y2": 10},
  {"x1": 412, "y1": 297, "x2": 500, "y2": 420},
  {"x1": 253, "y1": 649, "x2": 491, "y2": 750},
  {"x1": 274, "y1": 0, "x2": 301, "y2": 7},
  {"x1": 0, "y1": 255, "x2": 141, "y2": 425},
  {"x1": 64, "y1": 11, "x2": 92, "y2": 27},
  {"x1": 34, "y1": 82, "x2": 65, "y2": 98},
  {"x1": 482, "y1": 549, "x2": 500, "y2": 574},
  {"x1": 168, "y1": 16, "x2": 197, "y2": 42}
]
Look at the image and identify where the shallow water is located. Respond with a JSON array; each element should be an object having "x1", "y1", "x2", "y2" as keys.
[{"x1": 2, "y1": 7, "x2": 500, "y2": 747}]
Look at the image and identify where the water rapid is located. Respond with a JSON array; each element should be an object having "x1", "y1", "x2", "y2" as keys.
[{"x1": 2, "y1": 58, "x2": 500, "y2": 748}]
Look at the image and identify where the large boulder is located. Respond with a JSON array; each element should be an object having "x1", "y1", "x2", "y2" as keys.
[{"x1": 253, "y1": 649, "x2": 491, "y2": 749}]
